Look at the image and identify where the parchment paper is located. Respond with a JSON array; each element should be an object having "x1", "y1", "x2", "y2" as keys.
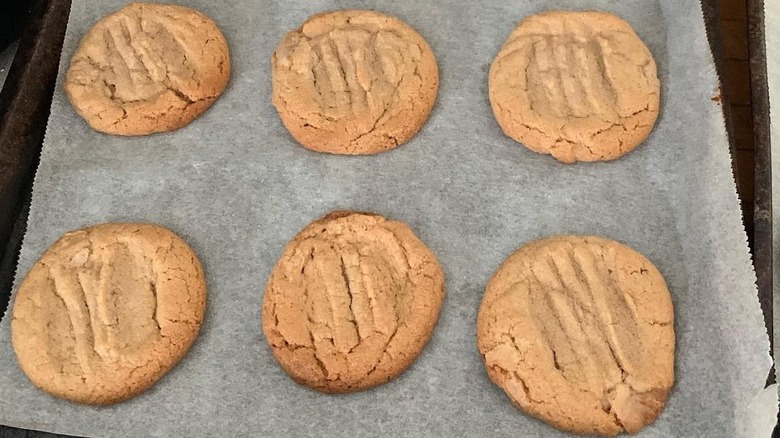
[{"x1": 0, "y1": 0, "x2": 771, "y2": 436}]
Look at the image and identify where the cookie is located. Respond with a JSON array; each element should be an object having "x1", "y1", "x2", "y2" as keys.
[
  {"x1": 11, "y1": 223, "x2": 207, "y2": 405},
  {"x1": 272, "y1": 10, "x2": 439, "y2": 155},
  {"x1": 262, "y1": 211, "x2": 444, "y2": 392},
  {"x1": 477, "y1": 236, "x2": 674, "y2": 436},
  {"x1": 64, "y1": 2, "x2": 230, "y2": 135},
  {"x1": 489, "y1": 11, "x2": 660, "y2": 163}
]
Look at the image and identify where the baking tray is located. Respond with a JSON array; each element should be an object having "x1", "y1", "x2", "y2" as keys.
[
  {"x1": 745, "y1": 0, "x2": 774, "y2": 379},
  {"x1": 0, "y1": 1, "x2": 70, "y2": 434},
  {"x1": 0, "y1": 0, "x2": 71, "y2": 351},
  {"x1": 0, "y1": 0, "x2": 773, "y2": 436},
  {"x1": 703, "y1": 0, "x2": 774, "y2": 365}
]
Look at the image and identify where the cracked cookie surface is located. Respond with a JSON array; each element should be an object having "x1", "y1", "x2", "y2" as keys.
[
  {"x1": 272, "y1": 10, "x2": 439, "y2": 155},
  {"x1": 489, "y1": 11, "x2": 660, "y2": 163},
  {"x1": 262, "y1": 211, "x2": 444, "y2": 392},
  {"x1": 477, "y1": 236, "x2": 674, "y2": 436},
  {"x1": 64, "y1": 2, "x2": 230, "y2": 135},
  {"x1": 11, "y1": 223, "x2": 207, "y2": 405}
]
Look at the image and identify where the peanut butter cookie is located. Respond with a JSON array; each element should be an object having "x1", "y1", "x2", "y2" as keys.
[
  {"x1": 272, "y1": 10, "x2": 439, "y2": 154},
  {"x1": 489, "y1": 11, "x2": 660, "y2": 163},
  {"x1": 262, "y1": 211, "x2": 444, "y2": 392},
  {"x1": 477, "y1": 235, "x2": 674, "y2": 436},
  {"x1": 64, "y1": 2, "x2": 230, "y2": 135},
  {"x1": 11, "y1": 223, "x2": 207, "y2": 405}
]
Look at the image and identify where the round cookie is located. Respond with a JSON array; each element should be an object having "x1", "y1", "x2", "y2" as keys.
[
  {"x1": 11, "y1": 223, "x2": 207, "y2": 405},
  {"x1": 489, "y1": 11, "x2": 660, "y2": 163},
  {"x1": 262, "y1": 211, "x2": 444, "y2": 392},
  {"x1": 64, "y1": 2, "x2": 230, "y2": 135},
  {"x1": 477, "y1": 236, "x2": 674, "y2": 436},
  {"x1": 272, "y1": 10, "x2": 439, "y2": 155}
]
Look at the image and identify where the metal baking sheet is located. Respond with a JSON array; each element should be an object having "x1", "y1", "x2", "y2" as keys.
[
  {"x1": 0, "y1": 0, "x2": 771, "y2": 437},
  {"x1": 767, "y1": 0, "x2": 779, "y2": 387}
]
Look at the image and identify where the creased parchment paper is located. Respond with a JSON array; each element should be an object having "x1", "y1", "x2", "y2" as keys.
[{"x1": 0, "y1": 0, "x2": 771, "y2": 436}]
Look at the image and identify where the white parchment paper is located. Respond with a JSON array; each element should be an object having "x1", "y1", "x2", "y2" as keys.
[{"x1": 0, "y1": 0, "x2": 771, "y2": 436}]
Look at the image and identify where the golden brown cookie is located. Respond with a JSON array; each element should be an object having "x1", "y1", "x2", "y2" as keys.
[
  {"x1": 477, "y1": 236, "x2": 674, "y2": 436},
  {"x1": 272, "y1": 10, "x2": 439, "y2": 155},
  {"x1": 262, "y1": 211, "x2": 444, "y2": 392},
  {"x1": 64, "y1": 2, "x2": 230, "y2": 135},
  {"x1": 489, "y1": 11, "x2": 660, "y2": 163},
  {"x1": 11, "y1": 223, "x2": 207, "y2": 405}
]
